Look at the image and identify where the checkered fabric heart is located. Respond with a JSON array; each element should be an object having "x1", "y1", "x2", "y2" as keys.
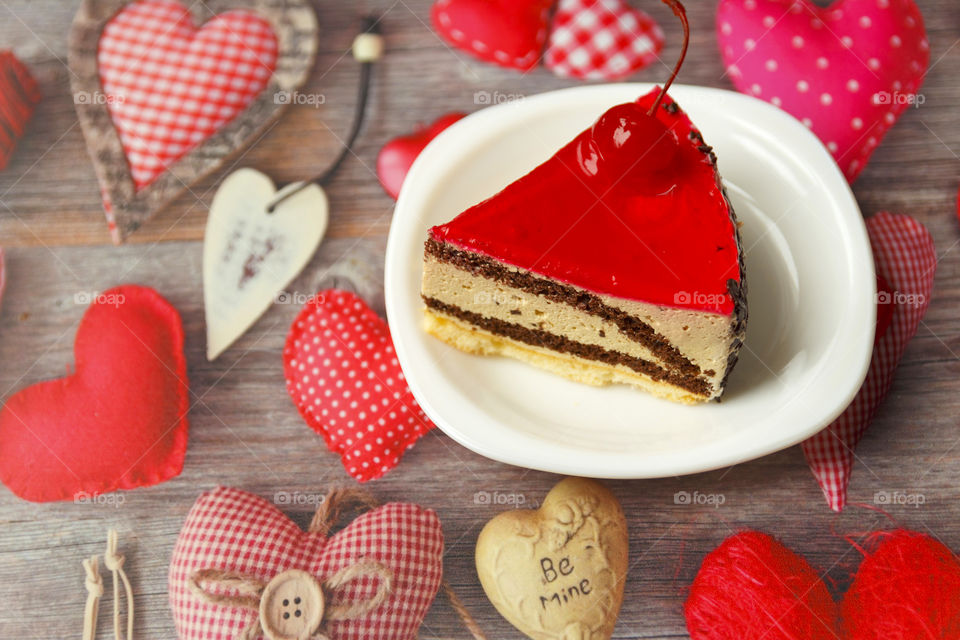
[
  {"x1": 283, "y1": 290, "x2": 435, "y2": 483},
  {"x1": 97, "y1": 0, "x2": 277, "y2": 191},
  {"x1": 802, "y1": 212, "x2": 936, "y2": 511},
  {"x1": 0, "y1": 51, "x2": 41, "y2": 170},
  {"x1": 545, "y1": 0, "x2": 664, "y2": 80},
  {"x1": 169, "y1": 486, "x2": 444, "y2": 640}
]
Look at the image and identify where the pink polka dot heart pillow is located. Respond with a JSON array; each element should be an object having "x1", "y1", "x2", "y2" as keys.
[
  {"x1": 283, "y1": 289, "x2": 434, "y2": 483},
  {"x1": 717, "y1": 0, "x2": 929, "y2": 182}
]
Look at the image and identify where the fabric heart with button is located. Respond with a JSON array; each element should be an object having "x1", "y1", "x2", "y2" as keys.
[
  {"x1": 283, "y1": 289, "x2": 434, "y2": 483},
  {"x1": 430, "y1": 0, "x2": 664, "y2": 79},
  {"x1": 169, "y1": 486, "x2": 444, "y2": 640},
  {"x1": 0, "y1": 284, "x2": 189, "y2": 502},
  {"x1": 717, "y1": 0, "x2": 929, "y2": 182}
]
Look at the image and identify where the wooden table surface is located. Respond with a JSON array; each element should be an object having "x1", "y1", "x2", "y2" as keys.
[{"x1": 2, "y1": 0, "x2": 960, "y2": 638}]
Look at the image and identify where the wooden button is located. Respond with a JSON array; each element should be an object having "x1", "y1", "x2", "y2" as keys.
[{"x1": 258, "y1": 569, "x2": 325, "y2": 640}]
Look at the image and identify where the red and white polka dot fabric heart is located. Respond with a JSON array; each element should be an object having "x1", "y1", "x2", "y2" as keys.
[
  {"x1": 717, "y1": 0, "x2": 929, "y2": 182},
  {"x1": 283, "y1": 290, "x2": 434, "y2": 483}
]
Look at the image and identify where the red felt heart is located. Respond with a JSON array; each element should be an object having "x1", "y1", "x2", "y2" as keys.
[
  {"x1": 98, "y1": 0, "x2": 277, "y2": 190},
  {"x1": 842, "y1": 530, "x2": 960, "y2": 638},
  {"x1": 377, "y1": 112, "x2": 466, "y2": 200},
  {"x1": 685, "y1": 531, "x2": 838, "y2": 640},
  {"x1": 431, "y1": 0, "x2": 553, "y2": 71},
  {"x1": 169, "y1": 486, "x2": 444, "y2": 640},
  {"x1": 283, "y1": 289, "x2": 434, "y2": 483},
  {"x1": 717, "y1": 0, "x2": 929, "y2": 182},
  {"x1": 0, "y1": 285, "x2": 189, "y2": 502},
  {"x1": 545, "y1": 0, "x2": 664, "y2": 80}
]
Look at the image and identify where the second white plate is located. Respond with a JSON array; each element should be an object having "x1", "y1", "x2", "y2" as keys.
[{"x1": 385, "y1": 83, "x2": 875, "y2": 479}]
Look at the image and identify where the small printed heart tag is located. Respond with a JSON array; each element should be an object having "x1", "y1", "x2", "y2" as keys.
[
  {"x1": 203, "y1": 168, "x2": 329, "y2": 361},
  {"x1": 475, "y1": 477, "x2": 628, "y2": 640}
]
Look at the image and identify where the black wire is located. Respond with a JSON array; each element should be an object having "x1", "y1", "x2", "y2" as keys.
[{"x1": 266, "y1": 16, "x2": 379, "y2": 213}]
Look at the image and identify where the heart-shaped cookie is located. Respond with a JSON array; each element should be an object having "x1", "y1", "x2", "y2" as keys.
[
  {"x1": 69, "y1": 0, "x2": 318, "y2": 242},
  {"x1": 717, "y1": 0, "x2": 928, "y2": 182},
  {"x1": 431, "y1": 0, "x2": 553, "y2": 71},
  {"x1": 0, "y1": 285, "x2": 189, "y2": 502},
  {"x1": 377, "y1": 113, "x2": 466, "y2": 200},
  {"x1": 685, "y1": 531, "x2": 838, "y2": 640},
  {"x1": 283, "y1": 289, "x2": 434, "y2": 482},
  {"x1": 169, "y1": 486, "x2": 444, "y2": 640},
  {"x1": 545, "y1": 0, "x2": 664, "y2": 80},
  {"x1": 204, "y1": 168, "x2": 329, "y2": 361},
  {"x1": 475, "y1": 477, "x2": 628, "y2": 640}
]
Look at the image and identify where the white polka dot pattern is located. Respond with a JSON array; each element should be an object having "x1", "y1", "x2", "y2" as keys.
[
  {"x1": 544, "y1": 0, "x2": 664, "y2": 80},
  {"x1": 169, "y1": 486, "x2": 444, "y2": 640},
  {"x1": 283, "y1": 289, "x2": 434, "y2": 483},
  {"x1": 97, "y1": 0, "x2": 277, "y2": 190},
  {"x1": 716, "y1": 0, "x2": 929, "y2": 182}
]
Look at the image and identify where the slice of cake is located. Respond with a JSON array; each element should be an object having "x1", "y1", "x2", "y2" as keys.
[
  {"x1": 421, "y1": 88, "x2": 746, "y2": 404},
  {"x1": 421, "y1": 1, "x2": 745, "y2": 404}
]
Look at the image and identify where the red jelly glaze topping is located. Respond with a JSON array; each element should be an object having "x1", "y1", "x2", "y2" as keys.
[{"x1": 430, "y1": 88, "x2": 742, "y2": 315}]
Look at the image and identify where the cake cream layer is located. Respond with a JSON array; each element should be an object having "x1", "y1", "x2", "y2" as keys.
[
  {"x1": 422, "y1": 244, "x2": 738, "y2": 400},
  {"x1": 423, "y1": 309, "x2": 709, "y2": 405}
]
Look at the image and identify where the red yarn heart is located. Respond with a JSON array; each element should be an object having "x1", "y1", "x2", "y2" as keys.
[
  {"x1": 0, "y1": 51, "x2": 41, "y2": 171},
  {"x1": 842, "y1": 530, "x2": 960, "y2": 639},
  {"x1": 717, "y1": 0, "x2": 929, "y2": 182},
  {"x1": 169, "y1": 486, "x2": 444, "y2": 640},
  {"x1": 283, "y1": 289, "x2": 434, "y2": 483},
  {"x1": 0, "y1": 285, "x2": 189, "y2": 502},
  {"x1": 545, "y1": 0, "x2": 665, "y2": 80},
  {"x1": 97, "y1": 0, "x2": 278, "y2": 190},
  {"x1": 377, "y1": 112, "x2": 466, "y2": 200},
  {"x1": 685, "y1": 531, "x2": 838, "y2": 640},
  {"x1": 431, "y1": 0, "x2": 553, "y2": 71}
]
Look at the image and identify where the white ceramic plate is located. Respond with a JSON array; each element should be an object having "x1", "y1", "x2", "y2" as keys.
[{"x1": 385, "y1": 83, "x2": 875, "y2": 478}]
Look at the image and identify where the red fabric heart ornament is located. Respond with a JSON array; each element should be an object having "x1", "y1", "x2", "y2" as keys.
[
  {"x1": 545, "y1": 0, "x2": 664, "y2": 80},
  {"x1": 717, "y1": 0, "x2": 929, "y2": 182},
  {"x1": 0, "y1": 51, "x2": 41, "y2": 171},
  {"x1": 431, "y1": 0, "x2": 553, "y2": 71},
  {"x1": 0, "y1": 285, "x2": 189, "y2": 502},
  {"x1": 169, "y1": 486, "x2": 444, "y2": 640},
  {"x1": 842, "y1": 530, "x2": 960, "y2": 638},
  {"x1": 802, "y1": 212, "x2": 936, "y2": 511},
  {"x1": 283, "y1": 290, "x2": 434, "y2": 483},
  {"x1": 685, "y1": 531, "x2": 838, "y2": 640},
  {"x1": 377, "y1": 112, "x2": 466, "y2": 200},
  {"x1": 97, "y1": 0, "x2": 278, "y2": 191}
]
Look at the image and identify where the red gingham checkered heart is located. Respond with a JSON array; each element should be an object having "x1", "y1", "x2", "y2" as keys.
[
  {"x1": 802, "y1": 212, "x2": 936, "y2": 511},
  {"x1": 169, "y1": 486, "x2": 444, "y2": 640},
  {"x1": 97, "y1": 0, "x2": 277, "y2": 191},
  {"x1": 545, "y1": 0, "x2": 664, "y2": 80},
  {"x1": 283, "y1": 290, "x2": 435, "y2": 483},
  {"x1": 0, "y1": 51, "x2": 41, "y2": 170}
]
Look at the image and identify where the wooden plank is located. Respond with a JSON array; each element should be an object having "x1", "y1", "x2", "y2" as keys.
[{"x1": 2, "y1": 0, "x2": 960, "y2": 638}]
